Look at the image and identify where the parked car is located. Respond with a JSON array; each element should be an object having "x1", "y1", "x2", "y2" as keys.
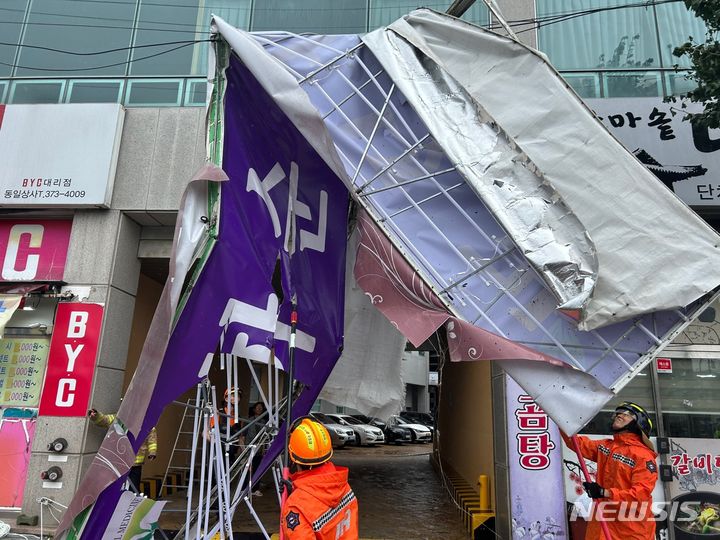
[
  {"x1": 326, "y1": 414, "x2": 385, "y2": 446},
  {"x1": 368, "y1": 417, "x2": 412, "y2": 445},
  {"x1": 350, "y1": 413, "x2": 372, "y2": 424},
  {"x1": 399, "y1": 411, "x2": 435, "y2": 439},
  {"x1": 310, "y1": 412, "x2": 356, "y2": 447},
  {"x1": 387, "y1": 415, "x2": 432, "y2": 443}
]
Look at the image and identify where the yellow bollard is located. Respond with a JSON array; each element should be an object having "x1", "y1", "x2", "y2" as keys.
[{"x1": 477, "y1": 474, "x2": 490, "y2": 511}]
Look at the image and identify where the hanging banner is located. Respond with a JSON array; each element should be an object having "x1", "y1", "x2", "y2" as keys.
[
  {"x1": 0, "y1": 336, "x2": 50, "y2": 407},
  {"x1": 0, "y1": 220, "x2": 73, "y2": 281},
  {"x1": 506, "y1": 376, "x2": 567, "y2": 540},
  {"x1": 39, "y1": 303, "x2": 103, "y2": 417},
  {"x1": 57, "y1": 44, "x2": 349, "y2": 537}
]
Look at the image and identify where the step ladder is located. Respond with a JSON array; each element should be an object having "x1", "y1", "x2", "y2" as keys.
[{"x1": 160, "y1": 398, "x2": 197, "y2": 499}]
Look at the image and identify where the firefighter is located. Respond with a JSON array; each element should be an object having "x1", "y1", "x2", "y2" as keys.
[
  {"x1": 562, "y1": 401, "x2": 658, "y2": 540},
  {"x1": 88, "y1": 408, "x2": 157, "y2": 493},
  {"x1": 281, "y1": 417, "x2": 359, "y2": 539},
  {"x1": 208, "y1": 387, "x2": 244, "y2": 463}
]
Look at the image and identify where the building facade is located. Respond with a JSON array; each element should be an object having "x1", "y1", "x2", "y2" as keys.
[{"x1": 0, "y1": 2, "x2": 717, "y2": 538}]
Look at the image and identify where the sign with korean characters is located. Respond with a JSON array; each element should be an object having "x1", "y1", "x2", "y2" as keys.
[
  {"x1": 0, "y1": 104, "x2": 124, "y2": 208},
  {"x1": 38, "y1": 302, "x2": 103, "y2": 417},
  {"x1": 668, "y1": 438, "x2": 720, "y2": 498},
  {"x1": 506, "y1": 376, "x2": 567, "y2": 540},
  {"x1": 0, "y1": 336, "x2": 50, "y2": 407},
  {"x1": 586, "y1": 97, "x2": 720, "y2": 207}
]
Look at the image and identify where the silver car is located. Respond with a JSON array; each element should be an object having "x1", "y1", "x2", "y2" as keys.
[
  {"x1": 310, "y1": 412, "x2": 356, "y2": 447},
  {"x1": 387, "y1": 415, "x2": 432, "y2": 443},
  {"x1": 327, "y1": 414, "x2": 385, "y2": 446}
]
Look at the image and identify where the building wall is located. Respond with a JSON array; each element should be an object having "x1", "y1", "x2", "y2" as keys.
[
  {"x1": 438, "y1": 359, "x2": 495, "y2": 504},
  {"x1": 18, "y1": 106, "x2": 206, "y2": 518}
]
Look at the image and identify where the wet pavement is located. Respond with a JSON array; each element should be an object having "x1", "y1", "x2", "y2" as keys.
[{"x1": 160, "y1": 443, "x2": 470, "y2": 539}]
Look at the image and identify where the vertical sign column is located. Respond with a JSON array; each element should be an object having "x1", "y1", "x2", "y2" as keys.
[
  {"x1": 506, "y1": 375, "x2": 568, "y2": 539},
  {"x1": 38, "y1": 302, "x2": 103, "y2": 417}
]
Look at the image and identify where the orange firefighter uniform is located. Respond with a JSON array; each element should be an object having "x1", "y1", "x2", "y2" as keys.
[
  {"x1": 281, "y1": 461, "x2": 359, "y2": 540},
  {"x1": 563, "y1": 431, "x2": 658, "y2": 540}
]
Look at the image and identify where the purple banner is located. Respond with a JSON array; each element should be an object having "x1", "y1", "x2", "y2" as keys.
[
  {"x1": 507, "y1": 376, "x2": 568, "y2": 540},
  {"x1": 60, "y1": 52, "x2": 348, "y2": 537}
]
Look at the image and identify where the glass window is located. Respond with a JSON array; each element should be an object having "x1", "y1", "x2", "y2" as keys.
[
  {"x1": 580, "y1": 366, "x2": 656, "y2": 435},
  {"x1": 68, "y1": 80, "x2": 124, "y2": 103},
  {"x1": 189, "y1": 1, "x2": 251, "y2": 76},
  {"x1": 184, "y1": 79, "x2": 207, "y2": 106},
  {"x1": 252, "y1": 0, "x2": 367, "y2": 34},
  {"x1": 0, "y1": 81, "x2": 8, "y2": 103},
  {"x1": 603, "y1": 71, "x2": 661, "y2": 97},
  {"x1": 563, "y1": 73, "x2": 601, "y2": 98},
  {"x1": 666, "y1": 71, "x2": 697, "y2": 96},
  {"x1": 10, "y1": 80, "x2": 64, "y2": 103},
  {"x1": 131, "y1": 0, "x2": 199, "y2": 76},
  {"x1": 368, "y1": 1, "x2": 488, "y2": 30},
  {"x1": 659, "y1": 358, "x2": 720, "y2": 438},
  {"x1": 655, "y1": 2, "x2": 710, "y2": 69},
  {"x1": 0, "y1": 0, "x2": 29, "y2": 77},
  {"x1": 125, "y1": 79, "x2": 182, "y2": 106},
  {"x1": 537, "y1": 1, "x2": 661, "y2": 71},
  {"x1": 16, "y1": 0, "x2": 135, "y2": 76}
]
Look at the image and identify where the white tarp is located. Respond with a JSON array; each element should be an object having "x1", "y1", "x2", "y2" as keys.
[{"x1": 364, "y1": 9, "x2": 720, "y2": 331}]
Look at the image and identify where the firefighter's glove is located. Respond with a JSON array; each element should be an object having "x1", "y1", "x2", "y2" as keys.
[{"x1": 583, "y1": 482, "x2": 605, "y2": 499}]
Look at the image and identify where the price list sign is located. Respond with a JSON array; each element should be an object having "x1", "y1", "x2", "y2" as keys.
[{"x1": 0, "y1": 336, "x2": 50, "y2": 407}]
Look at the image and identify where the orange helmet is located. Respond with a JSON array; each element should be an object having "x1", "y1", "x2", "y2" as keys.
[
  {"x1": 288, "y1": 418, "x2": 333, "y2": 466},
  {"x1": 224, "y1": 387, "x2": 241, "y2": 401}
]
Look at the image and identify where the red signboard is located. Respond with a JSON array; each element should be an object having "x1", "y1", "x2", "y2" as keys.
[
  {"x1": 0, "y1": 220, "x2": 72, "y2": 281},
  {"x1": 656, "y1": 357, "x2": 673, "y2": 374},
  {"x1": 38, "y1": 303, "x2": 103, "y2": 417}
]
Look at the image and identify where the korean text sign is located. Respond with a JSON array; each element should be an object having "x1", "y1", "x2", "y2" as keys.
[
  {"x1": 0, "y1": 336, "x2": 50, "y2": 406},
  {"x1": 39, "y1": 302, "x2": 103, "y2": 417}
]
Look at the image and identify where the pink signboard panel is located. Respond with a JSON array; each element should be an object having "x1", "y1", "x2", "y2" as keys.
[
  {"x1": 0, "y1": 417, "x2": 36, "y2": 507},
  {"x1": 0, "y1": 220, "x2": 72, "y2": 282}
]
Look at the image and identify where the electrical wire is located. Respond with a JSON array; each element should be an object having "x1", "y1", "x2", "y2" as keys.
[{"x1": 0, "y1": 0, "x2": 695, "y2": 73}]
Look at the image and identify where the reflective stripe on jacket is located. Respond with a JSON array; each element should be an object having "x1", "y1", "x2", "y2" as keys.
[
  {"x1": 281, "y1": 461, "x2": 359, "y2": 540},
  {"x1": 564, "y1": 431, "x2": 658, "y2": 540},
  {"x1": 91, "y1": 412, "x2": 157, "y2": 466}
]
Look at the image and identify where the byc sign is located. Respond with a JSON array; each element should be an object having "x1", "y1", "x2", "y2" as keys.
[
  {"x1": 39, "y1": 303, "x2": 103, "y2": 417},
  {"x1": 0, "y1": 220, "x2": 72, "y2": 281}
]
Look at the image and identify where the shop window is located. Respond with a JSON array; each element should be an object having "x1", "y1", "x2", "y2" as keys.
[
  {"x1": 580, "y1": 366, "x2": 656, "y2": 435},
  {"x1": 252, "y1": 0, "x2": 367, "y2": 35},
  {"x1": 603, "y1": 71, "x2": 661, "y2": 97},
  {"x1": 9, "y1": 80, "x2": 64, "y2": 103},
  {"x1": 659, "y1": 357, "x2": 720, "y2": 438},
  {"x1": 15, "y1": 0, "x2": 134, "y2": 77},
  {"x1": 67, "y1": 80, "x2": 124, "y2": 103},
  {"x1": 537, "y1": 0, "x2": 661, "y2": 71},
  {"x1": 125, "y1": 79, "x2": 183, "y2": 106}
]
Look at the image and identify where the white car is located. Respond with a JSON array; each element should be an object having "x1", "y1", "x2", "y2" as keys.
[
  {"x1": 387, "y1": 415, "x2": 432, "y2": 443},
  {"x1": 310, "y1": 412, "x2": 356, "y2": 447},
  {"x1": 327, "y1": 414, "x2": 385, "y2": 446}
]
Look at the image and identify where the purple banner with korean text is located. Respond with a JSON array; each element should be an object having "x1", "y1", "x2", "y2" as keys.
[
  {"x1": 57, "y1": 52, "x2": 348, "y2": 538},
  {"x1": 507, "y1": 376, "x2": 568, "y2": 540}
]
